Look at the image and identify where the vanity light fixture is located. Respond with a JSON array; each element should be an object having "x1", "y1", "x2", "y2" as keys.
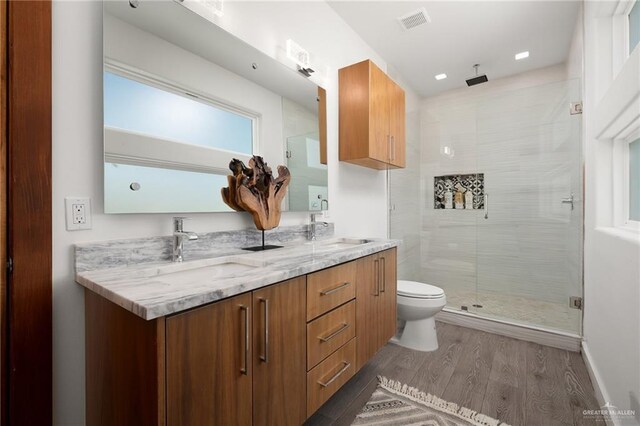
[
  {"x1": 435, "y1": 73, "x2": 447, "y2": 80},
  {"x1": 515, "y1": 51, "x2": 529, "y2": 60}
]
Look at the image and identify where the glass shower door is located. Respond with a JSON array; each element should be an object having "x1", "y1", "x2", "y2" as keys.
[{"x1": 473, "y1": 78, "x2": 583, "y2": 334}]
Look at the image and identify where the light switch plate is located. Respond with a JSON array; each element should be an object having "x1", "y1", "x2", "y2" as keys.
[{"x1": 65, "y1": 197, "x2": 92, "y2": 231}]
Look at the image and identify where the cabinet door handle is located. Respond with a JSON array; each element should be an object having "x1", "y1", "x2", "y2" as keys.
[
  {"x1": 317, "y1": 362, "x2": 351, "y2": 388},
  {"x1": 390, "y1": 136, "x2": 395, "y2": 162},
  {"x1": 259, "y1": 298, "x2": 269, "y2": 363},
  {"x1": 240, "y1": 305, "x2": 249, "y2": 375},
  {"x1": 380, "y1": 256, "x2": 386, "y2": 293},
  {"x1": 374, "y1": 259, "x2": 380, "y2": 296},
  {"x1": 320, "y1": 281, "x2": 351, "y2": 296},
  {"x1": 318, "y1": 322, "x2": 350, "y2": 342}
]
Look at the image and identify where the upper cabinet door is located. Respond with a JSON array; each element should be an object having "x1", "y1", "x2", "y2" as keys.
[
  {"x1": 166, "y1": 293, "x2": 253, "y2": 426},
  {"x1": 339, "y1": 60, "x2": 406, "y2": 170},
  {"x1": 369, "y1": 63, "x2": 391, "y2": 163},
  {"x1": 388, "y1": 81, "x2": 406, "y2": 168},
  {"x1": 252, "y1": 277, "x2": 307, "y2": 426}
]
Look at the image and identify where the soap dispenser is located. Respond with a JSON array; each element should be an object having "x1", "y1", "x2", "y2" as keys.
[
  {"x1": 465, "y1": 190, "x2": 473, "y2": 209},
  {"x1": 444, "y1": 190, "x2": 453, "y2": 209},
  {"x1": 454, "y1": 189, "x2": 464, "y2": 209}
]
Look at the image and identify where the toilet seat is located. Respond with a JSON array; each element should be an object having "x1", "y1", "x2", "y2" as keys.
[{"x1": 397, "y1": 280, "x2": 445, "y2": 299}]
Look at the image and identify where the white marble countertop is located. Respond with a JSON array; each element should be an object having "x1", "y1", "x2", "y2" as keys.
[{"x1": 76, "y1": 237, "x2": 400, "y2": 320}]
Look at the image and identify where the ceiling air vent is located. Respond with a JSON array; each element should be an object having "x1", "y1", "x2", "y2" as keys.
[{"x1": 397, "y1": 7, "x2": 431, "y2": 31}]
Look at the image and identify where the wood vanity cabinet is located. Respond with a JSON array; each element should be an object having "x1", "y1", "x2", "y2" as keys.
[
  {"x1": 166, "y1": 293, "x2": 253, "y2": 426},
  {"x1": 355, "y1": 248, "x2": 397, "y2": 370},
  {"x1": 84, "y1": 249, "x2": 397, "y2": 426},
  {"x1": 252, "y1": 277, "x2": 307, "y2": 425},
  {"x1": 339, "y1": 59, "x2": 406, "y2": 170},
  {"x1": 166, "y1": 277, "x2": 306, "y2": 426}
]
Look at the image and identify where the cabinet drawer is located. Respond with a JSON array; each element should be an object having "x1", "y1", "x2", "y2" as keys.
[
  {"x1": 307, "y1": 261, "x2": 356, "y2": 321},
  {"x1": 307, "y1": 338, "x2": 356, "y2": 417},
  {"x1": 307, "y1": 300, "x2": 356, "y2": 370}
]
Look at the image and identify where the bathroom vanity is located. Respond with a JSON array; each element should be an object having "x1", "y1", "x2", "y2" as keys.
[{"x1": 77, "y1": 235, "x2": 398, "y2": 425}]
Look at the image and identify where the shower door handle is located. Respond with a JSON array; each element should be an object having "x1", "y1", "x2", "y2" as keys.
[
  {"x1": 561, "y1": 194, "x2": 574, "y2": 210},
  {"x1": 484, "y1": 194, "x2": 489, "y2": 219}
]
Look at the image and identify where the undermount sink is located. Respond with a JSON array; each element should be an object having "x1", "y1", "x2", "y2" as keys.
[
  {"x1": 309, "y1": 238, "x2": 371, "y2": 250},
  {"x1": 148, "y1": 257, "x2": 268, "y2": 285}
]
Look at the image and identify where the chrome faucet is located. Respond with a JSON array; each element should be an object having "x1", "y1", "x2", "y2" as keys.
[
  {"x1": 172, "y1": 217, "x2": 198, "y2": 262},
  {"x1": 308, "y1": 213, "x2": 329, "y2": 241}
]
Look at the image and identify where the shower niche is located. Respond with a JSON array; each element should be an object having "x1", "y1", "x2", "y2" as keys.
[{"x1": 434, "y1": 173, "x2": 484, "y2": 209}]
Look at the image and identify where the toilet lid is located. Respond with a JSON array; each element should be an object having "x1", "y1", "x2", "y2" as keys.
[{"x1": 397, "y1": 280, "x2": 445, "y2": 299}]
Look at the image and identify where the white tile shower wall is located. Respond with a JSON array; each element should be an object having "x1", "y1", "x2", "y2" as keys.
[
  {"x1": 389, "y1": 109, "x2": 421, "y2": 281},
  {"x1": 52, "y1": 2, "x2": 418, "y2": 424},
  {"x1": 419, "y1": 64, "x2": 583, "y2": 309}
]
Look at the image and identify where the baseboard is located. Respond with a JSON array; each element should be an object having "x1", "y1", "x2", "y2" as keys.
[
  {"x1": 581, "y1": 341, "x2": 617, "y2": 426},
  {"x1": 436, "y1": 308, "x2": 582, "y2": 352}
]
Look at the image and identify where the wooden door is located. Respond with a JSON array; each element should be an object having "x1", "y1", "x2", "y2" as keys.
[
  {"x1": 166, "y1": 293, "x2": 253, "y2": 426},
  {"x1": 368, "y1": 62, "x2": 390, "y2": 163},
  {"x1": 6, "y1": 1, "x2": 53, "y2": 424},
  {"x1": 252, "y1": 277, "x2": 307, "y2": 426},
  {"x1": 355, "y1": 253, "x2": 381, "y2": 370},
  {"x1": 379, "y1": 248, "x2": 398, "y2": 345},
  {"x1": 388, "y1": 80, "x2": 406, "y2": 168}
]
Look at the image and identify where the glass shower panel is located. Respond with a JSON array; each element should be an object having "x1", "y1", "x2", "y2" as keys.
[
  {"x1": 417, "y1": 101, "x2": 480, "y2": 313},
  {"x1": 474, "y1": 79, "x2": 582, "y2": 334}
]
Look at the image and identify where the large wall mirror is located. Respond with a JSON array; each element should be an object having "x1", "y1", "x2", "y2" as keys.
[{"x1": 103, "y1": 0, "x2": 328, "y2": 213}]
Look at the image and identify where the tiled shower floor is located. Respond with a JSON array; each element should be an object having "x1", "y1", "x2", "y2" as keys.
[{"x1": 444, "y1": 288, "x2": 581, "y2": 334}]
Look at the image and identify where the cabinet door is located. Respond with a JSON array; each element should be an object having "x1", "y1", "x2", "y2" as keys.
[
  {"x1": 252, "y1": 277, "x2": 307, "y2": 426},
  {"x1": 388, "y1": 80, "x2": 406, "y2": 168},
  {"x1": 166, "y1": 293, "x2": 252, "y2": 426},
  {"x1": 355, "y1": 253, "x2": 381, "y2": 370},
  {"x1": 379, "y1": 248, "x2": 398, "y2": 345},
  {"x1": 369, "y1": 62, "x2": 390, "y2": 163}
]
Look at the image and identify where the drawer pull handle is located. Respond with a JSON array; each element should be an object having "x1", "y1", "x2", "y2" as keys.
[
  {"x1": 318, "y1": 322, "x2": 350, "y2": 342},
  {"x1": 320, "y1": 282, "x2": 351, "y2": 296},
  {"x1": 240, "y1": 305, "x2": 249, "y2": 375},
  {"x1": 318, "y1": 362, "x2": 351, "y2": 388}
]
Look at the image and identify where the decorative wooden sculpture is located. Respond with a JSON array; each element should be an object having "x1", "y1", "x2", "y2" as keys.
[{"x1": 221, "y1": 156, "x2": 291, "y2": 231}]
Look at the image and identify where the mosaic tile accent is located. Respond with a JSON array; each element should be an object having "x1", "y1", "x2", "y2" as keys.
[{"x1": 434, "y1": 173, "x2": 484, "y2": 209}]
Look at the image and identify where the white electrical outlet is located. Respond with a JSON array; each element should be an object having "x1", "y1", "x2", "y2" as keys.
[{"x1": 65, "y1": 197, "x2": 92, "y2": 231}]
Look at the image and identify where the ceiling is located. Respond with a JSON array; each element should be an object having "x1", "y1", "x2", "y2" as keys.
[{"x1": 328, "y1": 1, "x2": 581, "y2": 97}]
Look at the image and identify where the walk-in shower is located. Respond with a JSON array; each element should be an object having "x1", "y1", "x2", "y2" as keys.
[{"x1": 389, "y1": 70, "x2": 583, "y2": 335}]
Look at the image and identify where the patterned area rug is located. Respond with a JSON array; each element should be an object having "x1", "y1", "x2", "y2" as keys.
[{"x1": 352, "y1": 376, "x2": 510, "y2": 426}]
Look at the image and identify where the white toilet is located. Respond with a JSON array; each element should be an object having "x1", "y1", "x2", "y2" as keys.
[{"x1": 396, "y1": 280, "x2": 446, "y2": 352}]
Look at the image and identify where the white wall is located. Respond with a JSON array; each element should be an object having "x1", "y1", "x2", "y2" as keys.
[
  {"x1": 52, "y1": 2, "x2": 417, "y2": 424},
  {"x1": 582, "y1": 2, "x2": 640, "y2": 422}
]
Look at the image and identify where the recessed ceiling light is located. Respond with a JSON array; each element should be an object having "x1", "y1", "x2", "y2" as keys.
[
  {"x1": 515, "y1": 51, "x2": 529, "y2": 60},
  {"x1": 435, "y1": 73, "x2": 447, "y2": 80}
]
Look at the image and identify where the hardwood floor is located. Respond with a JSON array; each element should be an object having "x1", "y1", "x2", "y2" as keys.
[{"x1": 305, "y1": 322, "x2": 601, "y2": 426}]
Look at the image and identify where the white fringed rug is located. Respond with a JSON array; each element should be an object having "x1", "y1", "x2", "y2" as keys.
[{"x1": 352, "y1": 376, "x2": 511, "y2": 426}]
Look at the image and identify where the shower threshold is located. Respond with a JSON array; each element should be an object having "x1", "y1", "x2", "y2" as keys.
[{"x1": 436, "y1": 307, "x2": 582, "y2": 352}]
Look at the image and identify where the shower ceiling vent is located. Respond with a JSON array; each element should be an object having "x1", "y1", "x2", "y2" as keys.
[{"x1": 397, "y1": 7, "x2": 431, "y2": 31}]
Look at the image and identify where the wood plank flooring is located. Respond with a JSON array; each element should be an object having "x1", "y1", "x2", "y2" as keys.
[{"x1": 305, "y1": 322, "x2": 601, "y2": 426}]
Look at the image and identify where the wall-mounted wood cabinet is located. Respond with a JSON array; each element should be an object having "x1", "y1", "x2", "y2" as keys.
[{"x1": 339, "y1": 60, "x2": 405, "y2": 170}]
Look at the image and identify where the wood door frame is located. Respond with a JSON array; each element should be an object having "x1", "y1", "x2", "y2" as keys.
[{"x1": 4, "y1": 0, "x2": 53, "y2": 424}]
